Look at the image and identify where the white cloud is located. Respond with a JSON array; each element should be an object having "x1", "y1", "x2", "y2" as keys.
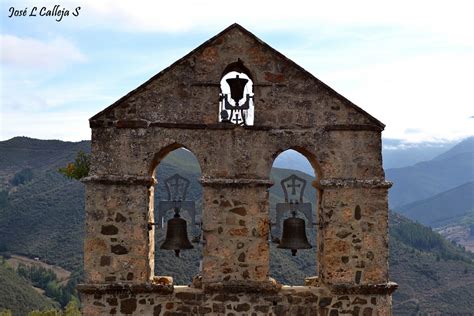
[
  {"x1": 16, "y1": 0, "x2": 474, "y2": 39},
  {"x1": 0, "y1": 34, "x2": 86, "y2": 67},
  {"x1": 382, "y1": 138, "x2": 458, "y2": 151},
  {"x1": 322, "y1": 52, "x2": 474, "y2": 142},
  {"x1": 0, "y1": 109, "x2": 91, "y2": 141},
  {"x1": 285, "y1": 33, "x2": 474, "y2": 143},
  {"x1": 0, "y1": 74, "x2": 114, "y2": 114}
]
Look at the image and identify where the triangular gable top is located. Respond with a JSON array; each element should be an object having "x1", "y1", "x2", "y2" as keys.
[{"x1": 90, "y1": 23, "x2": 384, "y2": 129}]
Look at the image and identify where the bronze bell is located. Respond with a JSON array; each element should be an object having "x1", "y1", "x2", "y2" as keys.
[
  {"x1": 277, "y1": 216, "x2": 312, "y2": 256},
  {"x1": 227, "y1": 75, "x2": 248, "y2": 104},
  {"x1": 160, "y1": 214, "x2": 193, "y2": 257}
]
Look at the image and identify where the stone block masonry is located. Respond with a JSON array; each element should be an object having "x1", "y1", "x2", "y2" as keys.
[
  {"x1": 79, "y1": 24, "x2": 396, "y2": 315},
  {"x1": 78, "y1": 284, "x2": 396, "y2": 315}
]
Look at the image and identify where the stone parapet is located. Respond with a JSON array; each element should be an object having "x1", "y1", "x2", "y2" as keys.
[
  {"x1": 78, "y1": 284, "x2": 392, "y2": 315},
  {"x1": 201, "y1": 279, "x2": 282, "y2": 294},
  {"x1": 329, "y1": 282, "x2": 398, "y2": 295},
  {"x1": 316, "y1": 178, "x2": 392, "y2": 189},
  {"x1": 200, "y1": 177, "x2": 273, "y2": 187},
  {"x1": 76, "y1": 283, "x2": 173, "y2": 295},
  {"x1": 82, "y1": 175, "x2": 156, "y2": 186}
]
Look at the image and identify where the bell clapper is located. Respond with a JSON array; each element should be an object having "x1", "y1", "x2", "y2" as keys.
[{"x1": 173, "y1": 207, "x2": 180, "y2": 218}]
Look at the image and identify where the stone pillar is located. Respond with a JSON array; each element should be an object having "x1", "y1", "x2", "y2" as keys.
[
  {"x1": 200, "y1": 178, "x2": 274, "y2": 288},
  {"x1": 83, "y1": 176, "x2": 155, "y2": 284},
  {"x1": 317, "y1": 179, "x2": 391, "y2": 286}
]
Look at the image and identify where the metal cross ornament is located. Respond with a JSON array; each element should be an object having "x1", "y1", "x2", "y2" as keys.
[
  {"x1": 156, "y1": 174, "x2": 196, "y2": 228},
  {"x1": 275, "y1": 174, "x2": 313, "y2": 228}
]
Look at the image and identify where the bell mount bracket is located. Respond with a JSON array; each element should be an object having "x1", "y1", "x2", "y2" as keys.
[
  {"x1": 273, "y1": 174, "x2": 315, "y2": 228},
  {"x1": 152, "y1": 174, "x2": 197, "y2": 229}
]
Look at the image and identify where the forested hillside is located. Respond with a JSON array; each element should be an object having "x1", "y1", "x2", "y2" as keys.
[
  {"x1": 0, "y1": 257, "x2": 57, "y2": 315},
  {"x1": 389, "y1": 212, "x2": 474, "y2": 314}
]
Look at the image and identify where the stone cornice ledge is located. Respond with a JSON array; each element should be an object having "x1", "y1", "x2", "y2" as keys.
[
  {"x1": 202, "y1": 280, "x2": 282, "y2": 294},
  {"x1": 81, "y1": 175, "x2": 156, "y2": 186},
  {"x1": 76, "y1": 283, "x2": 173, "y2": 295},
  {"x1": 317, "y1": 178, "x2": 392, "y2": 189},
  {"x1": 324, "y1": 124, "x2": 383, "y2": 132},
  {"x1": 329, "y1": 282, "x2": 398, "y2": 295},
  {"x1": 89, "y1": 119, "x2": 280, "y2": 131},
  {"x1": 200, "y1": 177, "x2": 274, "y2": 187}
]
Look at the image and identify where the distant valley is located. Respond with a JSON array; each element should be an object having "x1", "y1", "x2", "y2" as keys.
[{"x1": 386, "y1": 137, "x2": 474, "y2": 251}]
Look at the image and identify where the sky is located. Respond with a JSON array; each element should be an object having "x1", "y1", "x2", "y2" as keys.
[{"x1": 1, "y1": 0, "x2": 473, "y2": 145}]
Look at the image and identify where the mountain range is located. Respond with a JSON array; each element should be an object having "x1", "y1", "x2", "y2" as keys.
[
  {"x1": 396, "y1": 182, "x2": 473, "y2": 228},
  {"x1": 387, "y1": 136, "x2": 474, "y2": 254},
  {"x1": 272, "y1": 137, "x2": 462, "y2": 173},
  {"x1": 386, "y1": 136, "x2": 473, "y2": 208}
]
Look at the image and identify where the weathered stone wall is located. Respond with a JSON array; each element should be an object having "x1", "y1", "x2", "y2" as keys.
[
  {"x1": 317, "y1": 185, "x2": 390, "y2": 285},
  {"x1": 80, "y1": 24, "x2": 395, "y2": 315},
  {"x1": 84, "y1": 182, "x2": 154, "y2": 284},
  {"x1": 87, "y1": 127, "x2": 384, "y2": 182},
  {"x1": 83, "y1": 126, "x2": 388, "y2": 286},
  {"x1": 201, "y1": 184, "x2": 270, "y2": 284},
  {"x1": 79, "y1": 285, "x2": 395, "y2": 316}
]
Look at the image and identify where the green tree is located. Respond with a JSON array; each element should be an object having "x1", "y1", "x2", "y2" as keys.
[
  {"x1": 0, "y1": 310, "x2": 12, "y2": 316},
  {"x1": 10, "y1": 168, "x2": 34, "y2": 186},
  {"x1": 58, "y1": 151, "x2": 90, "y2": 180},
  {"x1": 45, "y1": 281, "x2": 61, "y2": 301},
  {"x1": 28, "y1": 309, "x2": 61, "y2": 316},
  {"x1": 0, "y1": 190, "x2": 8, "y2": 208},
  {"x1": 64, "y1": 298, "x2": 81, "y2": 316},
  {"x1": 16, "y1": 264, "x2": 79, "y2": 307}
]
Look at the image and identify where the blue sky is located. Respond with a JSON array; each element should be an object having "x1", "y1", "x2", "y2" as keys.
[{"x1": 1, "y1": 0, "x2": 473, "y2": 144}]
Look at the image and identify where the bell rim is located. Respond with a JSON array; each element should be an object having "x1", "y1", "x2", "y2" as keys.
[
  {"x1": 277, "y1": 244, "x2": 312, "y2": 250},
  {"x1": 160, "y1": 243, "x2": 194, "y2": 250}
]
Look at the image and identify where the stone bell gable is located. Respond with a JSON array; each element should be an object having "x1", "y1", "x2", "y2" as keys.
[
  {"x1": 90, "y1": 23, "x2": 383, "y2": 130},
  {"x1": 79, "y1": 24, "x2": 396, "y2": 315}
]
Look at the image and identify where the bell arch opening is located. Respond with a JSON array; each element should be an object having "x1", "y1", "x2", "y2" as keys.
[
  {"x1": 268, "y1": 149, "x2": 319, "y2": 285},
  {"x1": 218, "y1": 61, "x2": 254, "y2": 126},
  {"x1": 150, "y1": 145, "x2": 203, "y2": 285}
]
